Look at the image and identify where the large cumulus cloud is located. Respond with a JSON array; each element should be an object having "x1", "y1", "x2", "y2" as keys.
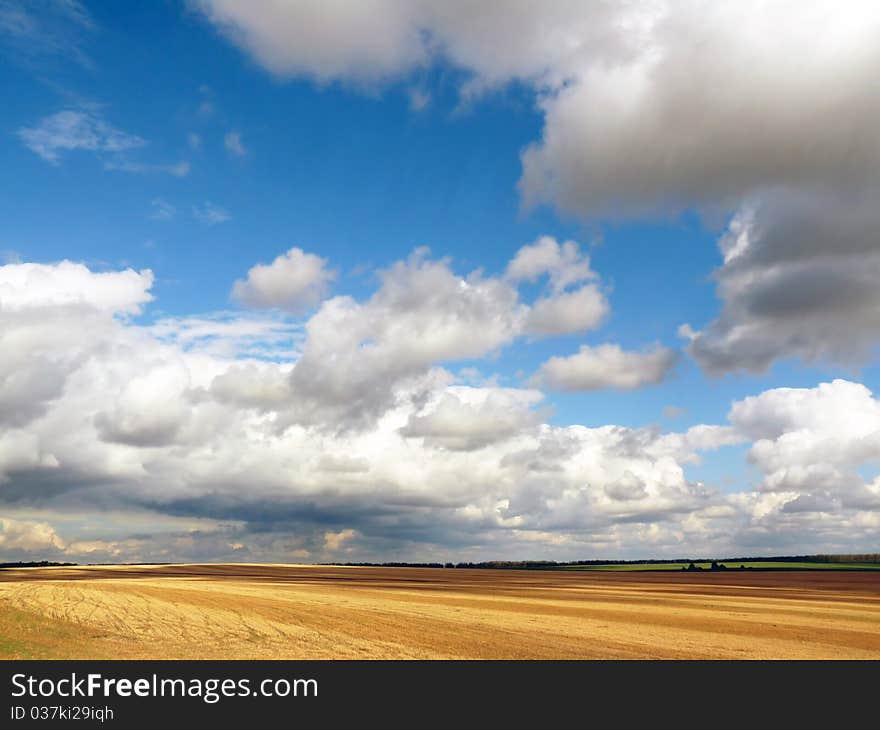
[
  {"x1": 193, "y1": 1, "x2": 880, "y2": 214},
  {"x1": 1, "y1": 256, "x2": 879, "y2": 562},
  {"x1": 730, "y1": 380, "x2": 880, "y2": 509}
]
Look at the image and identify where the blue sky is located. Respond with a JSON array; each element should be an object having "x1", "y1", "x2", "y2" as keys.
[
  {"x1": 3, "y1": 2, "x2": 847, "y2": 427},
  {"x1": 1, "y1": 1, "x2": 880, "y2": 562}
]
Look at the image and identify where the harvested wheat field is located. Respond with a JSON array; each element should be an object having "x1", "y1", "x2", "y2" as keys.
[{"x1": 1, "y1": 564, "x2": 879, "y2": 659}]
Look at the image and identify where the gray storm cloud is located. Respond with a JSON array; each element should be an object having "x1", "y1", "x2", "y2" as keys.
[{"x1": 686, "y1": 189, "x2": 880, "y2": 373}]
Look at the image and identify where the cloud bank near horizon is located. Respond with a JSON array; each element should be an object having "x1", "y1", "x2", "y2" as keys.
[{"x1": 2, "y1": 254, "x2": 879, "y2": 564}]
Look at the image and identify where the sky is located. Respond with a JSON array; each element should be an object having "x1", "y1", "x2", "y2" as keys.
[{"x1": 1, "y1": 0, "x2": 880, "y2": 563}]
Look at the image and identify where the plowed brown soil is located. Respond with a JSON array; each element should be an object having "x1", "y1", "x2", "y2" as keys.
[{"x1": 1, "y1": 564, "x2": 879, "y2": 659}]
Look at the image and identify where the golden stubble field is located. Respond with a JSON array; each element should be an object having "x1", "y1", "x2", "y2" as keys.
[{"x1": 1, "y1": 564, "x2": 879, "y2": 659}]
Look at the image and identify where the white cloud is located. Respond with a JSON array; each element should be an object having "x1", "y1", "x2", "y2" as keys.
[
  {"x1": 18, "y1": 108, "x2": 190, "y2": 177},
  {"x1": 507, "y1": 236, "x2": 608, "y2": 337},
  {"x1": 224, "y1": 130, "x2": 246, "y2": 156},
  {"x1": 231, "y1": 247, "x2": 334, "y2": 314},
  {"x1": 724, "y1": 380, "x2": 880, "y2": 525},
  {"x1": 324, "y1": 528, "x2": 357, "y2": 552},
  {"x1": 0, "y1": 261, "x2": 153, "y2": 433},
  {"x1": 188, "y1": 132, "x2": 202, "y2": 150},
  {"x1": 193, "y1": 0, "x2": 428, "y2": 83},
  {"x1": 282, "y1": 249, "x2": 526, "y2": 429},
  {"x1": 192, "y1": 201, "x2": 230, "y2": 225},
  {"x1": 534, "y1": 343, "x2": 678, "y2": 391},
  {"x1": 192, "y1": 1, "x2": 625, "y2": 89},
  {"x1": 730, "y1": 380, "x2": 880, "y2": 479},
  {"x1": 525, "y1": 285, "x2": 608, "y2": 337},
  {"x1": 506, "y1": 236, "x2": 596, "y2": 293},
  {"x1": 0, "y1": 517, "x2": 64, "y2": 552},
  {"x1": 0, "y1": 260, "x2": 153, "y2": 314},
  {"x1": 18, "y1": 109, "x2": 145, "y2": 164}
]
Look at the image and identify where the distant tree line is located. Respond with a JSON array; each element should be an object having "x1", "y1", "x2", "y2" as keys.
[
  {"x1": 6, "y1": 554, "x2": 877, "y2": 571},
  {"x1": 808, "y1": 554, "x2": 880, "y2": 563},
  {"x1": 723, "y1": 554, "x2": 880, "y2": 564},
  {"x1": 327, "y1": 553, "x2": 880, "y2": 569}
]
